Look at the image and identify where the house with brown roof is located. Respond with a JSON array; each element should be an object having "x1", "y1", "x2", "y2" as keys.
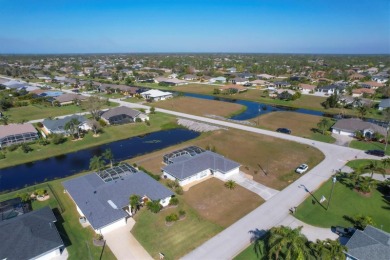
[
  {"x1": 298, "y1": 83, "x2": 316, "y2": 94},
  {"x1": 218, "y1": 84, "x2": 247, "y2": 93},
  {"x1": 0, "y1": 123, "x2": 39, "y2": 148},
  {"x1": 101, "y1": 106, "x2": 148, "y2": 125},
  {"x1": 52, "y1": 93, "x2": 88, "y2": 106},
  {"x1": 360, "y1": 81, "x2": 384, "y2": 90},
  {"x1": 349, "y1": 73, "x2": 365, "y2": 80},
  {"x1": 352, "y1": 88, "x2": 375, "y2": 97}
]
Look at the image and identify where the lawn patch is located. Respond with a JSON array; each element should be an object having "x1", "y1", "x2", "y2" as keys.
[
  {"x1": 183, "y1": 178, "x2": 264, "y2": 227},
  {"x1": 349, "y1": 140, "x2": 390, "y2": 155}
]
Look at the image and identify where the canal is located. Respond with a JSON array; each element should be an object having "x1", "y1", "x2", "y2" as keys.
[{"x1": 0, "y1": 128, "x2": 200, "y2": 192}]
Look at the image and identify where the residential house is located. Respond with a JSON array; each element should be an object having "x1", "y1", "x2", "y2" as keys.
[
  {"x1": 0, "y1": 206, "x2": 64, "y2": 260},
  {"x1": 345, "y1": 225, "x2": 390, "y2": 260},
  {"x1": 268, "y1": 89, "x2": 295, "y2": 99},
  {"x1": 317, "y1": 84, "x2": 345, "y2": 95},
  {"x1": 331, "y1": 118, "x2": 386, "y2": 138},
  {"x1": 168, "y1": 73, "x2": 178, "y2": 79},
  {"x1": 250, "y1": 79, "x2": 269, "y2": 87},
  {"x1": 182, "y1": 74, "x2": 198, "y2": 81},
  {"x1": 101, "y1": 106, "x2": 148, "y2": 125},
  {"x1": 237, "y1": 72, "x2": 254, "y2": 79},
  {"x1": 219, "y1": 84, "x2": 247, "y2": 93},
  {"x1": 162, "y1": 149, "x2": 240, "y2": 186},
  {"x1": 0, "y1": 123, "x2": 39, "y2": 148},
  {"x1": 360, "y1": 81, "x2": 384, "y2": 90},
  {"x1": 339, "y1": 96, "x2": 373, "y2": 107},
  {"x1": 42, "y1": 115, "x2": 91, "y2": 136},
  {"x1": 379, "y1": 98, "x2": 390, "y2": 111},
  {"x1": 52, "y1": 93, "x2": 88, "y2": 106},
  {"x1": 298, "y1": 83, "x2": 316, "y2": 94},
  {"x1": 209, "y1": 76, "x2": 226, "y2": 83},
  {"x1": 274, "y1": 81, "x2": 291, "y2": 88},
  {"x1": 230, "y1": 77, "x2": 249, "y2": 85},
  {"x1": 226, "y1": 67, "x2": 237, "y2": 73},
  {"x1": 351, "y1": 88, "x2": 375, "y2": 97},
  {"x1": 99, "y1": 84, "x2": 140, "y2": 96},
  {"x1": 258, "y1": 74, "x2": 275, "y2": 80},
  {"x1": 372, "y1": 75, "x2": 388, "y2": 83},
  {"x1": 140, "y1": 89, "x2": 173, "y2": 101},
  {"x1": 367, "y1": 67, "x2": 379, "y2": 75},
  {"x1": 63, "y1": 165, "x2": 174, "y2": 234},
  {"x1": 154, "y1": 77, "x2": 187, "y2": 86}
]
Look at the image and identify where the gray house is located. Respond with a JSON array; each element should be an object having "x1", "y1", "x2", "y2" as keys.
[
  {"x1": 0, "y1": 206, "x2": 64, "y2": 260},
  {"x1": 332, "y1": 118, "x2": 387, "y2": 138},
  {"x1": 63, "y1": 165, "x2": 173, "y2": 234},
  {"x1": 378, "y1": 98, "x2": 390, "y2": 111},
  {"x1": 162, "y1": 150, "x2": 240, "y2": 186},
  {"x1": 42, "y1": 115, "x2": 90, "y2": 136},
  {"x1": 345, "y1": 225, "x2": 390, "y2": 260},
  {"x1": 100, "y1": 106, "x2": 148, "y2": 125}
]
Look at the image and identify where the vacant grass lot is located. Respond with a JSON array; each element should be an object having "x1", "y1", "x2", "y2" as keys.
[
  {"x1": 183, "y1": 178, "x2": 264, "y2": 227},
  {"x1": 0, "y1": 179, "x2": 116, "y2": 259},
  {"x1": 253, "y1": 112, "x2": 336, "y2": 143},
  {"x1": 295, "y1": 178, "x2": 390, "y2": 233},
  {"x1": 0, "y1": 113, "x2": 177, "y2": 169},
  {"x1": 153, "y1": 96, "x2": 246, "y2": 117},
  {"x1": 349, "y1": 140, "x2": 390, "y2": 155},
  {"x1": 130, "y1": 129, "x2": 324, "y2": 190},
  {"x1": 131, "y1": 196, "x2": 223, "y2": 260}
]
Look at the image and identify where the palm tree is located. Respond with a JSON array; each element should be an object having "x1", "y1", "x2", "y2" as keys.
[
  {"x1": 248, "y1": 229, "x2": 268, "y2": 258},
  {"x1": 103, "y1": 149, "x2": 114, "y2": 168},
  {"x1": 267, "y1": 226, "x2": 309, "y2": 260},
  {"x1": 89, "y1": 155, "x2": 104, "y2": 173},
  {"x1": 0, "y1": 114, "x2": 10, "y2": 125},
  {"x1": 64, "y1": 118, "x2": 81, "y2": 139},
  {"x1": 224, "y1": 180, "x2": 236, "y2": 190},
  {"x1": 317, "y1": 118, "x2": 331, "y2": 135},
  {"x1": 129, "y1": 194, "x2": 140, "y2": 215},
  {"x1": 364, "y1": 161, "x2": 385, "y2": 179},
  {"x1": 381, "y1": 157, "x2": 390, "y2": 169},
  {"x1": 356, "y1": 105, "x2": 368, "y2": 119},
  {"x1": 309, "y1": 239, "x2": 346, "y2": 259}
]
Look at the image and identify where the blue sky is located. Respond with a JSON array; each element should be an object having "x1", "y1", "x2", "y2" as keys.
[{"x1": 0, "y1": 0, "x2": 389, "y2": 54}]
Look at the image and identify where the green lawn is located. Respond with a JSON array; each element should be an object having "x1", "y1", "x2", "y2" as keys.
[
  {"x1": 349, "y1": 140, "x2": 390, "y2": 155},
  {"x1": 295, "y1": 178, "x2": 390, "y2": 232},
  {"x1": 124, "y1": 97, "x2": 144, "y2": 103},
  {"x1": 0, "y1": 112, "x2": 177, "y2": 169},
  {"x1": 132, "y1": 197, "x2": 223, "y2": 259},
  {"x1": 234, "y1": 244, "x2": 260, "y2": 260},
  {"x1": 0, "y1": 179, "x2": 116, "y2": 259}
]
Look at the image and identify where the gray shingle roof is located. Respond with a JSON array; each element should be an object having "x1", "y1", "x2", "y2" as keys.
[
  {"x1": 346, "y1": 225, "x2": 390, "y2": 260},
  {"x1": 0, "y1": 206, "x2": 64, "y2": 260},
  {"x1": 379, "y1": 98, "x2": 390, "y2": 109},
  {"x1": 101, "y1": 106, "x2": 140, "y2": 120},
  {"x1": 163, "y1": 151, "x2": 240, "y2": 180},
  {"x1": 43, "y1": 115, "x2": 87, "y2": 134},
  {"x1": 332, "y1": 118, "x2": 387, "y2": 136},
  {"x1": 62, "y1": 171, "x2": 173, "y2": 230}
]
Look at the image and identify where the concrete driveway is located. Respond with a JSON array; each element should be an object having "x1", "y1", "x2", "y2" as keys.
[
  {"x1": 228, "y1": 172, "x2": 279, "y2": 201},
  {"x1": 104, "y1": 219, "x2": 152, "y2": 260}
]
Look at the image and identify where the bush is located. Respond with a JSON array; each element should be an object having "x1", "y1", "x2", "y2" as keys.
[
  {"x1": 175, "y1": 186, "x2": 184, "y2": 195},
  {"x1": 135, "y1": 118, "x2": 142, "y2": 123},
  {"x1": 169, "y1": 197, "x2": 179, "y2": 206},
  {"x1": 165, "y1": 213, "x2": 179, "y2": 222},
  {"x1": 98, "y1": 119, "x2": 107, "y2": 127},
  {"x1": 17, "y1": 192, "x2": 30, "y2": 202},
  {"x1": 21, "y1": 143, "x2": 33, "y2": 153},
  {"x1": 138, "y1": 166, "x2": 160, "y2": 181},
  {"x1": 0, "y1": 153, "x2": 5, "y2": 160},
  {"x1": 36, "y1": 122, "x2": 43, "y2": 128},
  {"x1": 7, "y1": 144, "x2": 20, "y2": 152},
  {"x1": 179, "y1": 210, "x2": 186, "y2": 218},
  {"x1": 51, "y1": 133, "x2": 66, "y2": 145},
  {"x1": 146, "y1": 200, "x2": 162, "y2": 213},
  {"x1": 39, "y1": 139, "x2": 50, "y2": 146},
  {"x1": 145, "y1": 120, "x2": 150, "y2": 126},
  {"x1": 35, "y1": 188, "x2": 47, "y2": 196}
]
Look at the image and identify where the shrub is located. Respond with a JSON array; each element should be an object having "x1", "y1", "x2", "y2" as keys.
[
  {"x1": 138, "y1": 166, "x2": 160, "y2": 181},
  {"x1": 0, "y1": 153, "x2": 5, "y2": 160},
  {"x1": 169, "y1": 197, "x2": 179, "y2": 206},
  {"x1": 21, "y1": 143, "x2": 33, "y2": 153},
  {"x1": 175, "y1": 186, "x2": 184, "y2": 195},
  {"x1": 139, "y1": 108, "x2": 145, "y2": 113},
  {"x1": 98, "y1": 119, "x2": 107, "y2": 127},
  {"x1": 135, "y1": 118, "x2": 142, "y2": 123},
  {"x1": 35, "y1": 188, "x2": 47, "y2": 196},
  {"x1": 36, "y1": 122, "x2": 43, "y2": 128},
  {"x1": 51, "y1": 133, "x2": 66, "y2": 145},
  {"x1": 7, "y1": 144, "x2": 20, "y2": 152},
  {"x1": 165, "y1": 213, "x2": 179, "y2": 222},
  {"x1": 150, "y1": 106, "x2": 156, "y2": 114},
  {"x1": 146, "y1": 200, "x2": 162, "y2": 213},
  {"x1": 145, "y1": 120, "x2": 150, "y2": 126},
  {"x1": 179, "y1": 210, "x2": 186, "y2": 218},
  {"x1": 17, "y1": 192, "x2": 30, "y2": 202},
  {"x1": 39, "y1": 139, "x2": 50, "y2": 146}
]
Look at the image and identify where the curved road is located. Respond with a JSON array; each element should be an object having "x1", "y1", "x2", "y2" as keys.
[{"x1": 60, "y1": 92, "x2": 380, "y2": 259}]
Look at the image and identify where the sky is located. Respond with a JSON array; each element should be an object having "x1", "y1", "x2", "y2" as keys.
[{"x1": 0, "y1": 0, "x2": 389, "y2": 54}]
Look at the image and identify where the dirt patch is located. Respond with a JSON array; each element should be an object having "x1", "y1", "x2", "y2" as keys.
[
  {"x1": 183, "y1": 178, "x2": 264, "y2": 227},
  {"x1": 153, "y1": 96, "x2": 245, "y2": 117}
]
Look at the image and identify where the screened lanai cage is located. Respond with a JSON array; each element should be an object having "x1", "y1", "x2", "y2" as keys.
[{"x1": 163, "y1": 146, "x2": 206, "y2": 164}]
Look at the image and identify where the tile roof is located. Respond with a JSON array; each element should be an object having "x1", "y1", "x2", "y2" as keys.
[
  {"x1": 101, "y1": 106, "x2": 141, "y2": 120},
  {"x1": 0, "y1": 206, "x2": 64, "y2": 260},
  {"x1": 0, "y1": 123, "x2": 38, "y2": 139},
  {"x1": 346, "y1": 225, "x2": 390, "y2": 260},
  {"x1": 163, "y1": 151, "x2": 240, "y2": 180},
  {"x1": 62, "y1": 171, "x2": 173, "y2": 230}
]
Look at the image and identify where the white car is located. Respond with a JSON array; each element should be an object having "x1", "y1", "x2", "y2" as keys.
[{"x1": 296, "y1": 164, "x2": 309, "y2": 174}]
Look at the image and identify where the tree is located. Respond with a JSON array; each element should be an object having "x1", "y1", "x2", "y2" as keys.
[
  {"x1": 317, "y1": 118, "x2": 332, "y2": 135},
  {"x1": 129, "y1": 194, "x2": 140, "y2": 215},
  {"x1": 90, "y1": 119, "x2": 101, "y2": 135},
  {"x1": 363, "y1": 161, "x2": 385, "y2": 179},
  {"x1": 64, "y1": 118, "x2": 81, "y2": 139},
  {"x1": 89, "y1": 155, "x2": 104, "y2": 173},
  {"x1": 224, "y1": 180, "x2": 237, "y2": 190},
  {"x1": 309, "y1": 239, "x2": 346, "y2": 260},
  {"x1": 267, "y1": 226, "x2": 309, "y2": 260},
  {"x1": 82, "y1": 95, "x2": 104, "y2": 120},
  {"x1": 150, "y1": 106, "x2": 156, "y2": 114},
  {"x1": 103, "y1": 148, "x2": 114, "y2": 168},
  {"x1": 356, "y1": 105, "x2": 368, "y2": 119},
  {"x1": 352, "y1": 214, "x2": 375, "y2": 230},
  {"x1": 0, "y1": 114, "x2": 10, "y2": 125}
]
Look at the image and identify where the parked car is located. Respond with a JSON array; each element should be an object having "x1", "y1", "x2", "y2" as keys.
[
  {"x1": 366, "y1": 150, "x2": 385, "y2": 157},
  {"x1": 333, "y1": 226, "x2": 356, "y2": 237},
  {"x1": 295, "y1": 164, "x2": 309, "y2": 174},
  {"x1": 276, "y1": 128, "x2": 291, "y2": 134}
]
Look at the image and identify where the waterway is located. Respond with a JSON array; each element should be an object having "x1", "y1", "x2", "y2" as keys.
[
  {"x1": 182, "y1": 92, "x2": 325, "y2": 120},
  {"x1": 0, "y1": 128, "x2": 200, "y2": 192}
]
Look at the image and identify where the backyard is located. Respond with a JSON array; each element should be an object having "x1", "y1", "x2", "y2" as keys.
[
  {"x1": 153, "y1": 96, "x2": 246, "y2": 118},
  {"x1": 0, "y1": 179, "x2": 116, "y2": 260}
]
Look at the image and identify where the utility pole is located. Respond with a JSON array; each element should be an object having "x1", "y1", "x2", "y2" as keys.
[{"x1": 327, "y1": 176, "x2": 337, "y2": 211}]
